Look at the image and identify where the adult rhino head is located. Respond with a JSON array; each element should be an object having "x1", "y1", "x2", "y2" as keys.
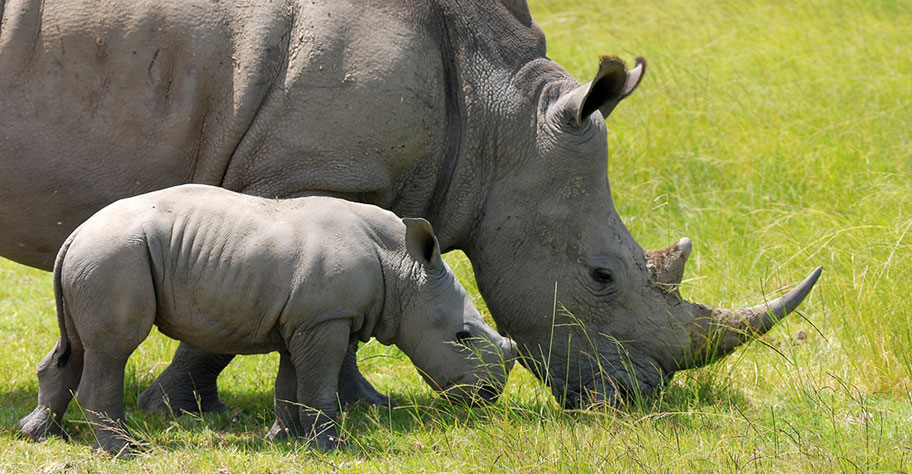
[{"x1": 460, "y1": 55, "x2": 821, "y2": 407}]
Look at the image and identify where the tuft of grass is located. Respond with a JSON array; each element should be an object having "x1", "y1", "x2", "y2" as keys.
[{"x1": 3, "y1": 0, "x2": 912, "y2": 470}]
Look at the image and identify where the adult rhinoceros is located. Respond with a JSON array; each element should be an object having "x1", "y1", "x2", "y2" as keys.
[{"x1": 0, "y1": 0, "x2": 819, "y2": 409}]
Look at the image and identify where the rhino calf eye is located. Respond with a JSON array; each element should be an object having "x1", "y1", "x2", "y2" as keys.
[{"x1": 591, "y1": 268, "x2": 614, "y2": 284}]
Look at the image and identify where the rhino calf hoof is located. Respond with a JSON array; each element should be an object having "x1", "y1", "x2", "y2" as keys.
[
  {"x1": 310, "y1": 433, "x2": 348, "y2": 452},
  {"x1": 92, "y1": 438, "x2": 141, "y2": 459},
  {"x1": 90, "y1": 421, "x2": 145, "y2": 459},
  {"x1": 267, "y1": 420, "x2": 347, "y2": 451},
  {"x1": 265, "y1": 420, "x2": 302, "y2": 442},
  {"x1": 19, "y1": 407, "x2": 67, "y2": 442}
]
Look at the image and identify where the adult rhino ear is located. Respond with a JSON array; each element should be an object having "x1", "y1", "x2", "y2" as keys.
[
  {"x1": 501, "y1": 0, "x2": 533, "y2": 24},
  {"x1": 555, "y1": 56, "x2": 646, "y2": 127},
  {"x1": 403, "y1": 218, "x2": 444, "y2": 272}
]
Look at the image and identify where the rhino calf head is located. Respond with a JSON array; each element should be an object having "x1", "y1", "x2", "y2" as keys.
[{"x1": 396, "y1": 218, "x2": 517, "y2": 405}]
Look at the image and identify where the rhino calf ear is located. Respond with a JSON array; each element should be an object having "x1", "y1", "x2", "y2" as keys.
[
  {"x1": 403, "y1": 218, "x2": 444, "y2": 271},
  {"x1": 556, "y1": 56, "x2": 646, "y2": 127}
]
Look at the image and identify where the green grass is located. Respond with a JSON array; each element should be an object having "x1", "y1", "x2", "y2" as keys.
[{"x1": 2, "y1": 0, "x2": 911, "y2": 471}]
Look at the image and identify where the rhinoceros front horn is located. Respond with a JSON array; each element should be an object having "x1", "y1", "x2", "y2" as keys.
[{"x1": 689, "y1": 267, "x2": 823, "y2": 367}]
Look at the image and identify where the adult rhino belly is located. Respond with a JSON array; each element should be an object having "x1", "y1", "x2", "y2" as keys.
[{"x1": 0, "y1": 0, "x2": 286, "y2": 269}]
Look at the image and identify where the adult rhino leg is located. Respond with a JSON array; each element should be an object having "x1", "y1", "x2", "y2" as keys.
[
  {"x1": 137, "y1": 343, "x2": 232, "y2": 414},
  {"x1": 336, "y1": 342, "x2": 397, "y2": 408},
  {"x1": 267, "y1": 350, "x2": 306, "y2": 440}
]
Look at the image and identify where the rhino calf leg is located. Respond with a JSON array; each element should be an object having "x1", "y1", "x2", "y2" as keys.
[
  {"x1": 77, "y1": 350, "x2": 140, "y2": 457},
  {"x1": 337, "y1": 342, "x2": 397, "y2": 408},
  {"x1": 137, "y1": 343, "x2": 232, "y2": 415},
  {"x1": 267, "y1": 351, "x2": 306, "y2": 440},
  {"x1": 287, "y1": 320, "x2": 350, "y2": 451},
  {"x1": 67, "y1": 252, "x2": 156, "y2": 457},
  {"x1": 20, "y1": 340, "x2": 85, "y2": 441}
]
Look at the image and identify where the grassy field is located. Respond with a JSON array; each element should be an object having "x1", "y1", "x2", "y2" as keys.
[{"x1": 2, "y1": 0, "x2": 911, "y2": 471}]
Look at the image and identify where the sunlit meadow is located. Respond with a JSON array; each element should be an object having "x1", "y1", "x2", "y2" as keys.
[{"x1": 1, "y1": 0, "x2": 910, "y2": 471}]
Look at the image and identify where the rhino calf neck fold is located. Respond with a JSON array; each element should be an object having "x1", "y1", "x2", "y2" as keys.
[{"x1": 18, "y1": 184, "x2": 515, "y2": 455}]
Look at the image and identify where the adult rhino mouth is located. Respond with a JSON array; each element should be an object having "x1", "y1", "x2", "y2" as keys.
[
  {"x1": 549, "y1": 375, "x2": 624, "y2": 410},
  {"x1": 545, "y1": 356, "x2": 665, "y2": 409}
]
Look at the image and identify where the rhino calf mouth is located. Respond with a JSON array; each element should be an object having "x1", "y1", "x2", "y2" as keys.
[{"x1": 443, "y1": 381, "x2": 504, "y2": 406}]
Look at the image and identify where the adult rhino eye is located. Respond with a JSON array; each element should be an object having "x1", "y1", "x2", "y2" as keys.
[
  {"x1": 591, "y1": 267, "x2": 614, "y2": 284},
  {"x1": 455, "y1": 330, "x2": 472, "y2": 345}
]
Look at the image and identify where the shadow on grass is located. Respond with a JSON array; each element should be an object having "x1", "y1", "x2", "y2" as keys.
[
  {"x1": 650, "y1": 371, "x2": 751, "y2": 413},
  {"x1": 5, "y1": 363, "x2": 758, "y2": 458},
  {"x1": 126, "y1": 387, "x2": 563, "y2": 456}
]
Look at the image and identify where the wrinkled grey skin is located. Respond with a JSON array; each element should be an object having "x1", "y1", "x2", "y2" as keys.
[
  {"x1": 0, "y1": 0, "x2": 819, "y2": 409},
  {"x1": 18, "y1": 185, "x2": 515, "y2": 455}
]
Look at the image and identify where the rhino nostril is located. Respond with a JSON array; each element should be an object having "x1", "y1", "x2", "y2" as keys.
[{"x1": 455, "y1": 330, "x2": 471, "y2": 344}]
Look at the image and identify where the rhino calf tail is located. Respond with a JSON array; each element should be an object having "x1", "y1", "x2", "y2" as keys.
[{"x1": 51, "y1": 230, "x2": 78, "y2": 368}]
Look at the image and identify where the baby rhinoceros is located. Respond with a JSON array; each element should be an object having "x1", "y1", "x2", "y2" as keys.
[{"x1": 20, "y1": 184, "x2": 516, "y2": 455}]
